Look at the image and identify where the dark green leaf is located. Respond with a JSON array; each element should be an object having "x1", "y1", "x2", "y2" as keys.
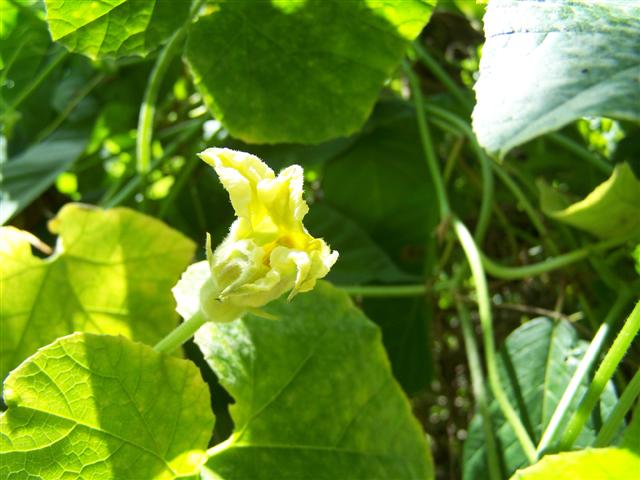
[
  {"x1": 0, "y1": 0, "x2": 50, "y2": 107},
  {"x1": 185, "y1": 0, "x2": 435, "y2": 143},
  {"x1": 321, "y1": 106, "x2": 439, "y2": 273},
  {"x1": 306, "y1": 204, "x2": 418, "y2": 285},
  {"x1": 362, "y1": 296, "x2": 433, "y2": 395}
]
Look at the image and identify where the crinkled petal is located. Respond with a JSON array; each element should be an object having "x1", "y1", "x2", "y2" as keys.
[
  {"x1": 199, "y1": 148, "x2": 274, "y2": 222},
  {"x1": 258, "y1": 165, "x2": 309, "y2": 232}
]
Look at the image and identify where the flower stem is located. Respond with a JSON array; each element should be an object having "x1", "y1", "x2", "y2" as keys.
[
  {"x1": 154, "y1": 311, "x2": 207, "y2": 354},
  {"x1": 559, "y1": 302, "x2": 640, "y2": 450}
]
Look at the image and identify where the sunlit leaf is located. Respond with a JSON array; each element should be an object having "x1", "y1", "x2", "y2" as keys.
[
  {"x1": 473, "y1": 0, "x2": 640, "y2": 156},
  {"x1": 0, "y1": 333, "x2": 214, "y2": 479},
  {"x1": 193, "y1": 282, "x2": 434, "y2": 480},
  {"x1": 0, "y1": 203, "x2": 195, "y2": 380},
  {"x1": 539, "y1": 163, "x2": 640, "y2": 239},
  {"x1": 510, "y1": 448, "x2": 640, "y2": 480},
  {"x1": 44, "y1": 0, "x2": 190, "y2": 60}
]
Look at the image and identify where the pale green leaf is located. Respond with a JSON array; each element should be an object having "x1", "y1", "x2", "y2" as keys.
[
  {"x1": 473, "y1": 0, "x2": 640, "y2": 156},
  {"x1": 0, "y1": 203, "x2": 195, "y2": 380},
  {"x1": 191, "y1": 281, "x2": 434, "y2": 479},
  {"x1": 185, "y1": 0, "x2": 435, "y2": 144},
  {"x1": 0, "y1": 332, "x2": 214, "y2": 479},
  {"x1": 463, "y1": 318, "x2": 619, "y2": 479},
  {"x1": 0, "y1": 130, "x2": 88, "y2": 225},
  {"x1": 539, "y1": 163, "x2": 640, "y2": 239},
  {"x1": 510, "y1": 448, "x2": 640, "y2": 480},
  {"x1": 44, "y1": 0, "x2": 190, "y2": 60}
]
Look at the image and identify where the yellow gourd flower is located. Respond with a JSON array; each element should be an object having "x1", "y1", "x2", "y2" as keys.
[{"x1": 194, "y1": 148, "x2": 338, "y2": 318}]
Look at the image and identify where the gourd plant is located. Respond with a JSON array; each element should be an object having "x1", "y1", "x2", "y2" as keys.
[{"x1": 1, "y1": 0, "x2": 639, "y2": 479}]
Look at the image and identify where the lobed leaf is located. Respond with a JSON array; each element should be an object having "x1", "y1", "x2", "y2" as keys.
[
  {"x1": 0, "y1": 203, "x2": 195, "y2": 380},
  {"x1": 192, "y1": 281, "x2": 434, "y2": 479},
  {"x1": 473, "y1": 0, "x2": 640, "y2": 156},
  {"x1": 0, "y1": 332, "x2": 214, "y2": 479},
  {"x1": 185, "y1": 0, "x2": 435, "y2": 144}
]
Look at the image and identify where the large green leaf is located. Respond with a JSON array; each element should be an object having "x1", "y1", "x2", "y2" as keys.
[
  {"x1": 44, "y1": 0, "x2": 190, "y2": 60},
  {"x1": 185, "y1": 280, "x2": 433, "y2": 479},
  {"x1": 306, "y1": 204, "x2": 418, "y2": 285},
  {"x1": 0, "y1": 130, "x2": 88, "y2": 224},
  {"x1": 321, "y1": 104, "x2": 439, "y2": 273},
  {"x1": 473, "y1": 0, "x2": 640, "y2": 156},
  {"x1": 539, "y1": 162, "x2": 640, "y2": 239},
  {"x1": 362, "y1": 296, "x2": 432, "y2": 395},
  {"x1": 510, "y1": 448, "x2": 640, "y2": 480},
  {"x1": 185, "y1": 0, "x2": 435, "y2": 144},
  {"x1": 463, "y1": 318, "x2": 619, "y2": 479},
  {"x1": 0, "y1": 203, "x2": 195, "y2": 380},
  {"x1": 0, "y1": 332, "x2": 214, "y2": 479}
]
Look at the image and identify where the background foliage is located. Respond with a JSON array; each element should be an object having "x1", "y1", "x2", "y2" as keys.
[{"x1": 1, "y1": 0, "x2": 639, "y2": 479}]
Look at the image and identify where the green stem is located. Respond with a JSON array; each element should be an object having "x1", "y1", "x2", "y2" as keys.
[
  {"x1": 403, "y1": 61, "x2": 451, "y2": 219},
  {"x1": 457, "y1": 302, "x2": 502, "y2": 480},
  {"x1": 339, "y1": 283, "x2": 450, "y2": 298},
  {"x1": 154, "y1": 311, "x2": 207, "y2": 354},
  {"x1": 481, "y1": 234, "x2": 635, "y2": 280},
  {"x1": 536, "y1": 291, "x2": 634, "y2": 457},
  {"x1": 548, "y1": 133, "x2": 612, "y2": 175},
  {"x1": 407, "y1": 61, "x2": 536, "y2": 461},
  {"x1": 423, "y1": 105, "x2": 493, "y2": 244},
  {"x1": 136, "y1": 27, "x2": 186, "y2": 173},
  {"x1": 413, "y1": 42, "x2": 471, "y2": 110},
  {"x1": 454, "y1": 218, "x2": 538, "y2": 462},
  {"x1": 559, "y1": 302, "x2": 640, "y2": 450},
  {"x1": 9, "y1": 48, "x2": 68, "y2": 111},
  {"x1": 594, "y1": 369, "x2": 640, "y2": 448}
]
